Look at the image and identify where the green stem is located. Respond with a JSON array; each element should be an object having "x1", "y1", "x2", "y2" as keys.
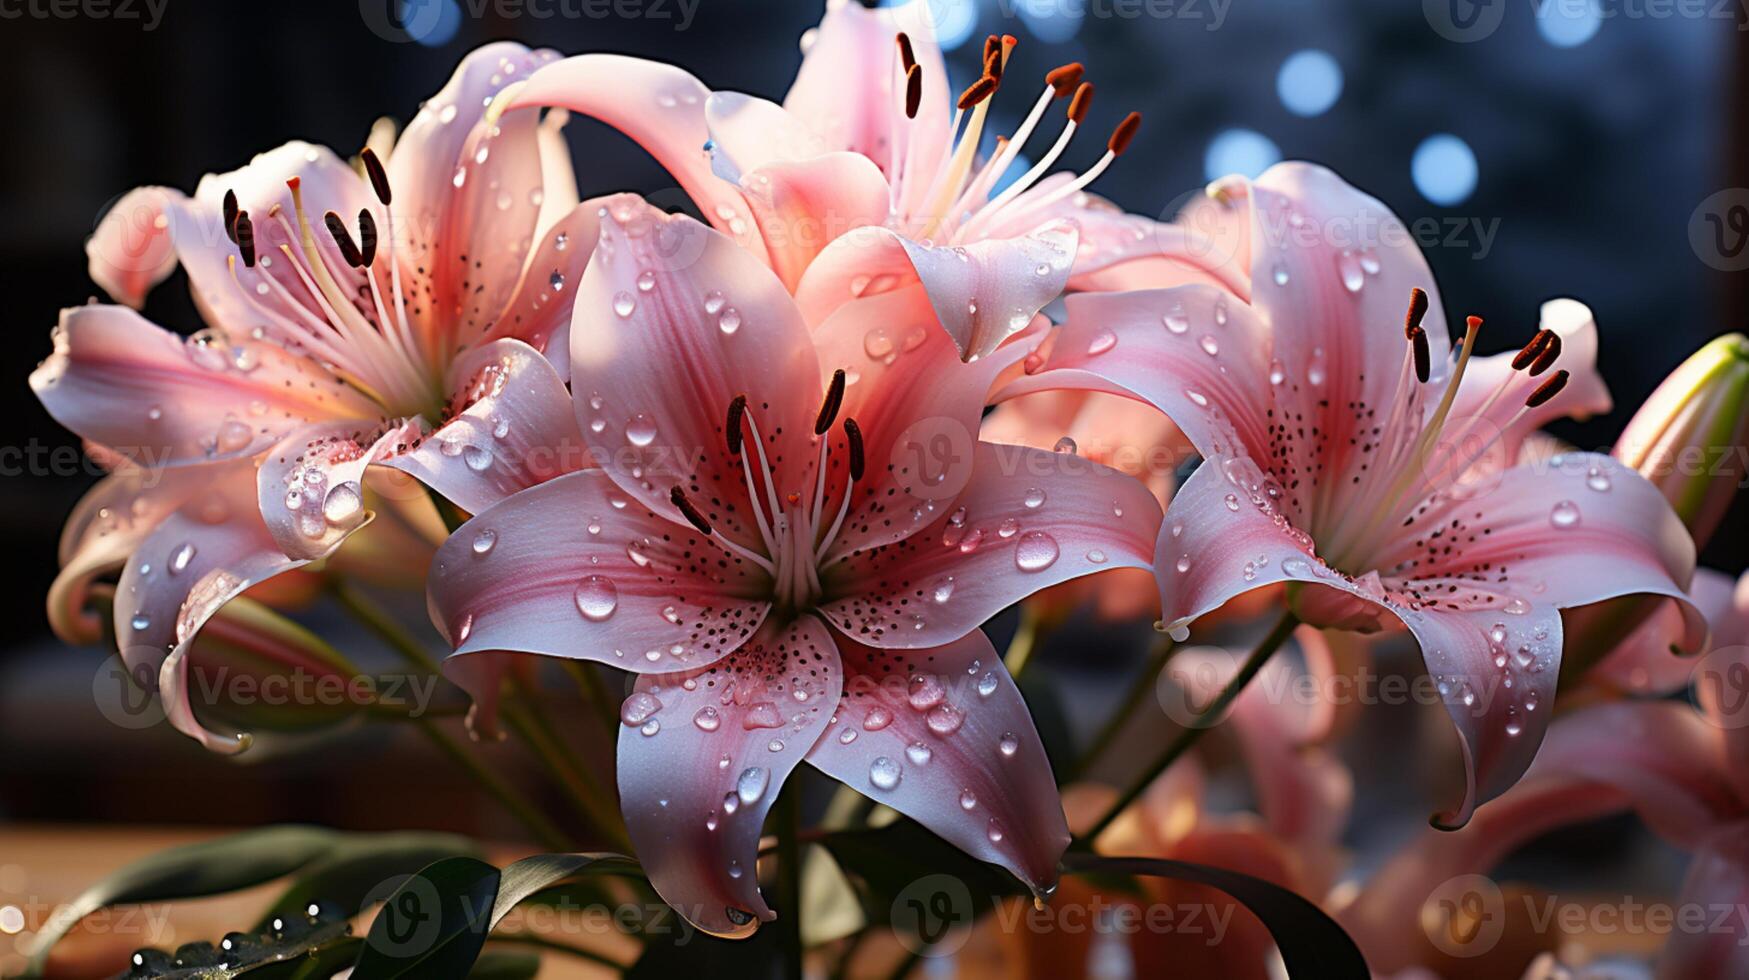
[
  {"x1": 330, "y1": 578, "x2": 442, "y2": 675},
  {"x1": 1001, "y1": 606, "x2": 1043, "y2": 679},
  {"x1": 487, "y1": 934, "x2": 628, "y2": 971},
  {"x1": 1072, "y1": 611, "x2": 1298, "y2": 848},
  {"x1": 503, "y1": 679, "x2": 632, "y2": 851},
  {"x1": 415, "y1": 717, "x2": 570, "y2": 851},
  {"x1": 776, "y1": 787, "x2": 804, "y2": 980},
  {"x1": 563, "y1": 660, "x2": 622, "y2": 740},
  {"x1": 1070, "y1": 635, "x2": 1177, "y2": 781}
]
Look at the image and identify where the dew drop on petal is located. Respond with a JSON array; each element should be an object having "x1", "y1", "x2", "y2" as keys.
[
  {"x1": 170, "y1": 542, "x2": 197, "y2": 574},
  {"x1": 998, "y1": 732, "x2": 1020, "y2": 757},
  {"x1": 619, "y1": 691, "x2": 662, "y2": 726},
  {"x1": 977, "y1": 672, "x2": 999, "y2": 698},
  {"x1": 1549, "y1": 500, "x2": 1580, "y2": 528},
  {"x1": 863, "y1": 706, "x2": 894, "y2": 731},
  {"x1": 986, "y1": 818, "x2": 1006, "y2": 843},
  {"x1": 471, "y1": 530, "x2": 497, "y2": 555},
  {"x1": 613, "y1": 291, "x2": 636, "y2": 317},
  {"x1": 1015, "y1": 531, "x2": 1059, "y2": 572},
  {"x1": 575, "y1": 575, "x2": 619, "y2": 621},
  {"x1": 1053, "y1": 436, "x2": 1077, "y2": 455},
  {"x1": 869, "y1": 756, "x2": 902, "y2": 790},
  {"x1": 960, "y1": 790, "x2": 978, "y2": 810},
  {"x1": 693, "y1": 706, "x2": 721, "y2": 732},
  {"x1": 905, "y1": 741, "x2": 933, "y2": 765},
  {"x1": 321, "y1": 482, "x2": 362, "y2": 524},
  {"x1": 737, "y1": 766, "x2": 769, "y2": 804},
  {"x1": 625, "y1": 414, "x2": 657, "y2": 447},
  {"x1": 1087, "y1": 330, "x2": 1117, "y2": 356}
]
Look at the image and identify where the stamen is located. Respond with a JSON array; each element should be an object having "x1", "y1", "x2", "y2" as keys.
[
  {"x1": 234, "y1": 210, "x2": 256, "y2": 267},
  {"x1": 1046, "y1": 63, "x2": 1084, "y2": 98},
  {"x1": 725, "y1": 394, "x2": 747, "y2": 455},
  {"x1": 958, "y1": 74, "x2": 998, "y2": 111},
  {"x1": 1108, "y1": 112, "x2": 1142, "y2": 156},
  {"x1": 1068, "y1": 82, "x2": 1094, "y2": 123},
  {"x1": 982, "y1": 35, "x2": 1002, "y2": 76},
  {"x1": 1527, "y1": 333, "x2": 1562, "y2": 376},
  {"x1": 360, "y1": 147, "x2": 392, "y2": 205},
  {"x1": 843, "y1": 417, "x2": 865, "y2": 480},
  {"x1": 324, "y1": 211, "x2": 365, "y2": 268},
  {"x1": 1409, "y1": 326, "x2": 1431, "y2": 383},
  {"x1": 223, "y1": 189, "x2": 239, "y2": 244},
  {"x1": 670, "y1": 486, "x2": 714, "y2": 535},
  {"x1": 896, "y1": 32, "x2": 915, "y2": 72},
  {"x1": 815, "y1": 369, "x2": 846, "y2": 435},
  {"x1": 905, "y1": 64, "x2": 922, "y2": 120},
  {"x1": 1404, "y1": 287, "x2": 1429, "y2": 337},
  {"x1": 1525, "y1": 370, "x2": 1570, "y2": 408},
  {"x1": 1512, "y1": 330, "x2": 1552, "y2": 371},
  {"x1": 357, "y1": 209, "x2": 378, "y2": 266}
]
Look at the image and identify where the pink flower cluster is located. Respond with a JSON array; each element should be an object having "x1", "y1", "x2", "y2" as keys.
[{"x1": 32, "y1": 0, "x2": 1747, "y2": 969}]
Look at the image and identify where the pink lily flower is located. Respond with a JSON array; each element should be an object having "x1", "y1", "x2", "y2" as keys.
[
  {"x1": 33, "y1": 43, "x2": 601, "y2": 752},
  {"x1": 482, "y1": 0, "x2": 1236, "y2": 362},
  {"x1": 424, "y1": 194, "x2": 1164, "y2": 937},
  {"x1": 1004, "y1": 162, "x2": 1705, "y2": 829},
  {"x1": 1339, "y1": 571, "x2": 1749, "y2": 975}
]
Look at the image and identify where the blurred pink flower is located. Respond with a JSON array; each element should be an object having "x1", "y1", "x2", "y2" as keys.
[
  {"x1": 34, "y1": 43, "x2": 596, "y2": 752},
  {"x1": 487, "y1": 0, "x2": 1238, "y2": 362},
  {"x1": 425, "y1": 194, "x2": 1164, "y2": 937},
  {"x1": 1006, "y1": 162, "x2": 1705, "y2": 829},
  {"x1": 1340, "y1": 571, "x2": 1749, "y2": 976}
]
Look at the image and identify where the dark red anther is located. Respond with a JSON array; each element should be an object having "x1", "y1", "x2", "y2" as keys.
[{"x1": 670, "y1": 486, "x2": 714, "y2": 535}]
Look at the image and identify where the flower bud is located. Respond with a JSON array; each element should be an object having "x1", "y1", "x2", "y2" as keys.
[{"x1": 1613, "y1": 332, "x2": 1749, "y2": 548}]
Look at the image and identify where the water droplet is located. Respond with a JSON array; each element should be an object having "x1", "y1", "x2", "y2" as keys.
[
  {"x1": 717, "y1": 307, "x2": 741, "y2": 335},
  {"x1": 908, "y1": 674, "x2": 946, "y2": 710},
  {"x1": 1272, "y1": 263, "x2": 1291, "y2": 286},
  {"x1": 998, "y1": 732, "x2": 1020, "y2": 757},
  {"x1": 838, "y1": 727, "x2": 858, "y2": 744},
  {"x1": 905, "y1": 742, "x2": 933, "y2": 765},
  {"x1": 960, "y1": 790, "x2": 978, "y2": 810},
  {"x1": 1162, "y1": 306, "x2": 1190, "y2": 334},
  {"x1": 1023, "y1": 487, "x2": 1046, "y2": 509},
  {"x1": 1086, "y1": 549, "x2": 1107, "y2": 564},
  {"x1": 636, "y1": 270, "x2": 657, "y2": 292},
  {"x1": 575, "y1": 575, "x2": 619, "y2": 621},
  {"x1": 1053, "y1": 436, "x2": 1078, "y2": 455},
  {"x1": 1087, "y1": 330, "x2": 1117, "y2": 355},
  {"x1": 737, "y1": 766, "x2": 769, "y2": 804},
  {"x1": 1586, "y1": 466, "x2": 1612, "y2": 492},
  {"x1": 997, "y1": 517, "x2": 1020, "y2": 539},
  {"x1": 463, "y1": 445, "x2": 492, "y2": 471},
  {"x1": 471, "y1": 530, "x2": 497, "y2": 555},
  {"x1": 932, "y1": 577, "x2": 956, "y2": 603},
  {"x1": 1224, "y1": 493, "x2": 1240, "y2": 512},
  {"x1": 613, "y1": 291, "x2": 636, "y2": 317},
  {"x1": 1015, "y1": 531, "x2": 1059, "y2": 572},
  {"x1": 1337, "y1": 250, "x2": 1365, "y2": 293},
  {"x1": 693, "y1": 706, "x2": 721, "y2": 732},
  {"x1": 321, "y1": 482, "x2": 362, "y2": 524},
  {"x1": 1198, "y1": 334, "x2": 1220, "y2": 356},
  {"x1": 169, "y1": 542, "x2": 196, "y2": 574},
  {"x1": 864, "y1": 326, "x2": 895, "y2": 360},
  {"x1": 216, "y1": 419, "x2": 253, "y2": 453},
  {"x1": 869, "y1": 756, "x2": 902, "y2": 790},
  {"x1": 986, "y1": 818, "x2": 1006, "y2": 843},
  {"x1": 625, "y1": 414, "x2": 657, "y2": 446},
  {"x1": 927, "y1": 704, "x2": 965, "y2": 736},
  {"x1": 863, "y1": 706, "x2": 893, "y2": 731},
  {"x1": 977, "y1": 672, "x2": 999, "y2": 697},
  {"x1": 130, "y1": 613, "x2": 151, "y2": 632},
  {"x1": 742, "y1": 701, "x2": 784, "y2": 729},
  {"x1": 1268, "y1": 360, "x2": 1287, "y2": 385},
  {"x1": 1175, "y1": 554, "x2": 1192, "y2": 574},
  {"x1": 620, "y1": 692, "x2": 662, "y2": 726},
  {"x1": 641, "y1": 719, "x2": 661, "y2": 736},
  {"x1": 1549, "y1": 500, "x2": 1580, "y2": 529}
]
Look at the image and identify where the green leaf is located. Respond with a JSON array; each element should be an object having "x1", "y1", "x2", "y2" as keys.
[
  {"x1": 1062, "y1": 853, "x2": 1370, "y2": 978},
  {"x1": 488, "y1": 852, "x2": 641, "y2": 931},
  {"x1": 350, "y1": 857, "x2": 502, "y2": 980},
  {"x1": 465, "y1": 950, "x2": 543, "y2": 979},
  {"x1": 27, "y1": 826, "x2": 340, "y2": 973},
  {"x1": 256, "y1": 832, "x2": 479, "y2": 931}
]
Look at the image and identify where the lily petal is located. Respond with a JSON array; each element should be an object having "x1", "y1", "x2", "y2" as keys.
[
  {"x1": 1590, "y1": 567, "x2": 1738, "y2": 695},
  {"x1": 617, "y1": 614, "x2": 842, "y2": 938},
  {"x1": 426, "y1": 469, "x2": 771, "y2": 678},
  {"x1": 794, "y1": 221, "x2": 1076, "y2": 360},
  {"x1": 477, "y1": 195, "x2": 605, "y2": 376},
  {"x1": 113, "y1": 460, "x2": 314, "y2": 753},
  {"x1": 819, "y1": 441, "x2": 1161, "y2": 648},
  {"x1": 807, "y1": 627, "x2": 1071, "y2": 898},
  {"x1": 737, "y1": 152, "x2": 892, "y2": 293},
  {"x1": 505, "y1": 55, "x2": 767, "y2": 260},
  {"x1": 784, "y1": 0, "x2": 952, "y2": 188},
  {"x1": 31, "y1": 304, "x2": 377, "y2": 467},
  {"x1": 1662, "y1": 821, "x2": 1749, "y2": 980},
  {"x1": 570, "y1": 195, "x2": 821, "y2": 553},
  {"x1": 385, "y1": 339, "x2": 584, "y2": 516},
  {"x1": 255, "y1": 418, "x2": 425, "y2": 562}
]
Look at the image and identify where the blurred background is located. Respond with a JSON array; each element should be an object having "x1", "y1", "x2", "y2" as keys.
[{"x1": 0, "y1": 0, "x2": 1745, "y2": 973}]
